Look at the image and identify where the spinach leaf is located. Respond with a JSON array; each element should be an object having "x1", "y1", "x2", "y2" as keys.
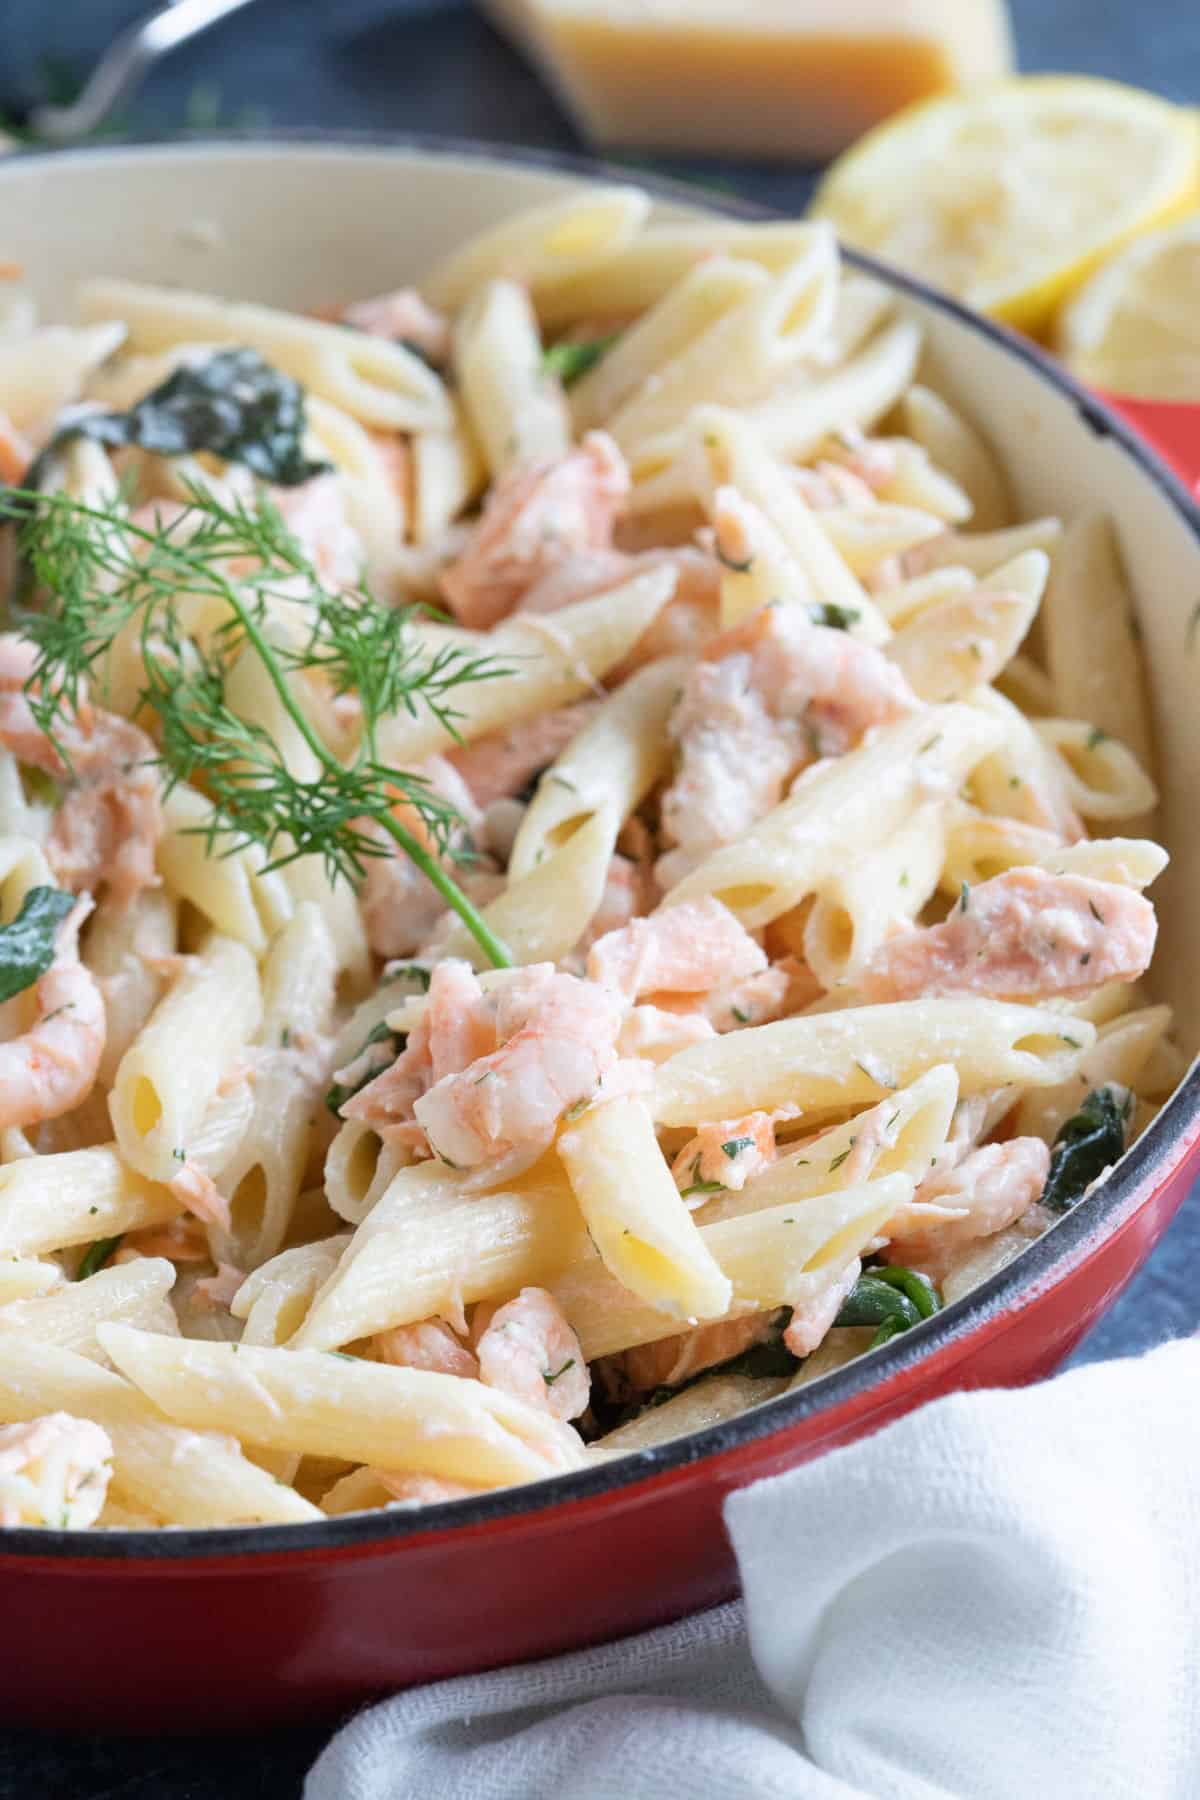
[
  {"x1": 28, "y1": 348, "x2": 330, "y2": 491},
  {"x1": 325, "y1": 1019, "x2": 402, "y2": 1117},
  {"x1": 75, "y1": 1236, "x2": 123, "y2": 1281},
  {"x1": 1040, "y1": 1086, "x2": 1132, "y2": 1215},
  {"x1": 0, "y1": 885, "x2": 75, "y2": 1004},
  {"x1": 542, "y1": 335, "x2": 620, "y2": 387},
  {"x1": 836, "y1": 1266, "x2": 941, "y2": 1349}
]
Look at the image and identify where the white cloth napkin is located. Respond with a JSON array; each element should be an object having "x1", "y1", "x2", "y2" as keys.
[{"x1": 305, "y1": 1340, "x2": 1200, "y2": 1800}]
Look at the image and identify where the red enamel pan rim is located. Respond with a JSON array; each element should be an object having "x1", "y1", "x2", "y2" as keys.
[{"x1": 1, "y1": 131, "x2": 1198, "y2": 1566}]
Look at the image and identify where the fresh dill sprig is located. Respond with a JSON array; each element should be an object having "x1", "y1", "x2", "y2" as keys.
[{"x1": 3, "y1": 481, "x2": 514, "y2": 969}]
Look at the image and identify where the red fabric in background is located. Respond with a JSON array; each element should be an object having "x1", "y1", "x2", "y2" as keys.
[{"x1": 1103, "y1": 395, "x2": 1200, "y2": 502}]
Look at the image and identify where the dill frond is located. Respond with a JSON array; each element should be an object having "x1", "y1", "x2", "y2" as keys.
[{"x1": 1, "y1": 480, "x2": 514, "y2": 968}]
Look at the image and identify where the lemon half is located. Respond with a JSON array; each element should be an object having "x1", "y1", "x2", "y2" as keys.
[
  {"x1": 1058, "y1": 210, "x2": 1200, "y2": 398},
  {"x1": 812, "y1": 76, "x2": 1200, "y2": 335}
]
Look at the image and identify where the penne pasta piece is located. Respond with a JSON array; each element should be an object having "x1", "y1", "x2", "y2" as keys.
[
  {"x1": 873, "y1": 564, "x2": 976, "y2": 628},
  {"x1": 78, "y1": 279, "x2": 451, "y2": 432},
  {"x1": 509, "y1": 654, "x2": 688, "y2": 879},
  {"x1": 652, "y1": 999, "x2": 1095, "y2": 1127},
  {"x1": 529, "y1": 219, "x2": 819, "y2": 329},
  {"x1": 158, "y1": 783, "x2": 293, "y2": 957},
  {"x1": 803, "y1": 804, "x2": 946, "y2": 988},
  {"x1": 110, "y1": 935, "x2": 263, "y2": 1185},
  {"x1": 0, "y1": 1258, "x2": 177, "y2": 1361},
  {"x1": 99, "y1": 1326, "x2": 586, "y2": 1487},
  {"x1": 0, "y1": 323, "x2": 126, "y2": 430},
  {"x1": 595, "y1": 1370, "x2": 790, "y2": 1450},
  {"x1": 907, "y1": 516, "x2": 1063, "y2": 579},
  {"x1": 86, "y1": 887, "x2": 178, "y2": 1089},
  {"x1": 816, "y1": 503, "x2": 945, "y2": 576},
  {"x1": 232, "y1": 1236, "x2": 352, "y2": 1347},
  {"x1": 663, "y1": 703, "x2": 1002, "y2": 928},
  {"x1": 900, "y1": 384, "x2": 1012, "y2": 531},
  {"x1": 688, "y1": 406, "x2": 889, "y2": 642},
  {"x1": 292, "y1": 1160, "x2": 589, "y2": 1351},
  {"x1": 303, "y1": 395, "x2": 407, "y2": 579},
  {"x1": 697, "y1": 1066, "x2": 960, "y2": 1227},
  {"x1": 558, "y1": 1095, "x2": 732, "y2": 1320},
  {"x1": 1041, "y1": 514, "x2": 1156, "y2": 778},
  {"x1": 0, "y1": 1338, "x2": 319, "y2": 1525},
  {"x1": 436, "y1": 809, "x2": 614, "y2": 968},
  {"x1": 0, "y1": 1146, "x2": 181, "y2": 1259},
  {"x1": 1035, "y1": 719, "x2": 1159, "y2": 823},
  {"x1": 967, "y1": 687, "x2": 1082, "y2": 839},
  {"x1": 886, "y1": 551, "x2": 1047, "y2": 703},
  {"x1": 378, "y1": 566, "x2": 675, "y2": 764},
  {"x1": 610, "y1": 231, "x2": 839, "y2": 456},
  {"x1": 213, "y1": 904, "x2": 340, "y2": 1270},
  {"x1": 569, "y1": 256, "x2": 769, "y2": 430},
  {"x1": 1038, "y1": 837, "x2": 1168, "y2": 890},
  {"x1": 411, "y1": 401, "x2": 487, "y2": 542},
  {"x1": 324, "y1": 1120, "x2": 408, "y2": 1227},
  {"x1": 455, "y1": 278, "x2": 571, "y2": 475},
  {"x1": 423, "y1": 185, "x2": 652, "y2": 312},
  {"x1": 0, "y1": 1261, "x2": 63, "y2": 1306},
  {"x1": 1014, "y1": 1005, "x2": 1174, "y2": 1142},
  {"x1": 552, "y1": 1176, "x2": 907, "y2": 1360}
]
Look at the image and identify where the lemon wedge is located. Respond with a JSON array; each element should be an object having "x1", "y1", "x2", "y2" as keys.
[
  {"x1": 812, "y1": 77, "x2": 1200, "y2": 335},
  {"x1": 1057, "y1": 211, "x2": 1200, "y2": 398}
]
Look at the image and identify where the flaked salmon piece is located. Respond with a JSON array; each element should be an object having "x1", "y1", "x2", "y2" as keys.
[
  {"x1": 650, "y1": 964, "x2": 799, "y2": 1035},
  {"x1": 883, "y1": 1137, "x2": 1051, "y2": 1283},
  {"x1": 190, "y1": 1262, "x2": 245, "y2": 1313},
  {"x1": 475, "y1": 1286, "x2": 589, "y2": 1421},
  {"x1": 168, "y1": 1161, "x2": 230, "y2": 1232},
  {"x1": 376, "y1": 1318, "x2": 480, "y2": 1380},
  {"x1": 587, "y1": 896, "x2": 765, "y2": 1001},
  {"x1": 859, "y1": 868, "x2": 1157, "y2": 1003},
  {"x1": 672, "y1": 1111, "x2": 777, "y2": 1196},
  {"x1": 341, "y1": 288, "x2": 451, "y2": 363},
  {"x1": 272, "y1": 473, "x2": 363, "y2": 588},
  {"x1": 616, "y1": 1003, "x2": 716, "y2": 1063},
  {"x1": 426, "y1": 957, "x2": 498, "y2": 1082},
  {"x1": 656, "y1": 590, "x2": 920, "y2": 885},
  {"x1": 447, "y1": 700, "x2": 601, "y2": 810},
  {"x1": 574, "y1": 854, "x2": 653, "y2": 962},
  {"x1": 413, "y1": 967, "x2": 624, "y2": 1182},
  {"x1": 614, "y1": 1313, "x2": 776, "y2": 1395},
  {"x1": 440, "y1": 432, "x2": 630, "y2": 628},
  {"x1": 783, "y1": 1258, "x2": 864, "y2": 1358}
]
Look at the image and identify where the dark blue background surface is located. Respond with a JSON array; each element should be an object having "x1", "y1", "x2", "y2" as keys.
[{"x1": 1, "y1": 2, "x2": 1197, "y2": 1793}]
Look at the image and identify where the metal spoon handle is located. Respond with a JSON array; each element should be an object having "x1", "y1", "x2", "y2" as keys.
[{"x1": 29, "y1": 0, "x2": 258, "y2": 143}]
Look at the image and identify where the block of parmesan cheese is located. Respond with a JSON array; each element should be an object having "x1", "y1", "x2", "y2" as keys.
[{"x1": 480, "y1": 0, "x2": 1015, "y2": 162}]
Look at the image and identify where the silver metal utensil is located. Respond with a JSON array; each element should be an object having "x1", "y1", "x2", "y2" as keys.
[{"x1": 21, "y1": 0, "x2": 258, "y2": 144}]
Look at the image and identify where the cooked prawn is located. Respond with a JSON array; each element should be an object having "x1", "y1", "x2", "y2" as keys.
[
  {"x1": 616, "y1": 1003, "x2": 716, "y2": 1064},
  {"x1": 412, "y1": 966, "x2": 623, "y2": 1181},
  {"x1": 376, "y1": 1318, "x2": 480, "y2": 1380},
  {"x1": 859, "y1": 868, "x2": 1157, "y2": 1004},
  {"x1": 439, "y1": 433, "x2": 629, "y2": 628},
  {"x1": 586, "y1": 896, "x2": 766, "y2": 1000},
  {"x1": 883, "y1": 1137, "x2": 1051, "y2": 1282},
  {"x1": 474, "y1": 1286, "x2": 589, "y2": 1422},
  {"x1": 0, "y1": 897, "x2": 105, "y2": 1131},
  {"x1": 0, "y1": 634, "x2": 161, "y2": 905}
]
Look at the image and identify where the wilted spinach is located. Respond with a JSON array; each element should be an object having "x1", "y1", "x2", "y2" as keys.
[
  {"x1": 1040, "y1": 1086, "x2": 1132, "y2": 1215},
  {"x1": 0, "y1": 885, "x2": 75, "y2": 1004},
  {"x1": 835, "y1": 1265, "x2": 942, "y2": 1349},
  {"x1": 542, "y1": 335, "x2": 620, "y2": 387},
  {"x1": 28, "y1": 348, "x2": 329, "y2": 490}
]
